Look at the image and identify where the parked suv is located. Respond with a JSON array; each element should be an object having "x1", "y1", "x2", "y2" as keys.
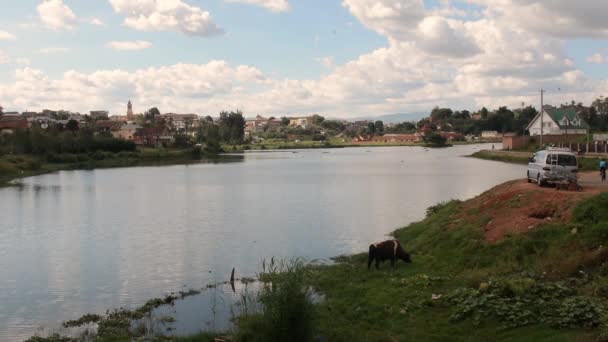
[{"x1": 527, "y1": 148, "x2": 578, "y2": 186}]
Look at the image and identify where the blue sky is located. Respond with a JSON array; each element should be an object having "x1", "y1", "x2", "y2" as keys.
[
  {"x1": 0, "y1": 0, "x2": 387, "y2": 79},
  {"x1": 1, "y1": 0, "x2": 607, "y2": 117}
]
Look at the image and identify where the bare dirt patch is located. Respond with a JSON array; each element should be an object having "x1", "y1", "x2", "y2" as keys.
[{"x1": 457, "y1": 174, "x2": 604, "y2": 243}]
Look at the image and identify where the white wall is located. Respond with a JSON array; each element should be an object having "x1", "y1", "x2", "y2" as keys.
[{"x1": 528, "y1": 111, "x2": 586, "y2": 136}]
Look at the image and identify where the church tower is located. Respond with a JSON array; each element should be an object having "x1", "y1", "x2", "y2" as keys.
[{"x1": 127, "y1": 100, "x2": 134, "y2": 120}]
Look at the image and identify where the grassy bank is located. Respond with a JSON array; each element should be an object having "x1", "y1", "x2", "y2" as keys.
[
  {"x1": 308, "y1": 195, "x2": 608, "y2": 341},
  {"x1": 471, "y1": 150, "x2": 603, "y2": 172},
  {"x1": 0, "y1": 148, "x2": 230, "y2": 186}
]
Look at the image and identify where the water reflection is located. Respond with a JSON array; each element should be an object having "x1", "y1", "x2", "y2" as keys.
[{"x1": 0, "y1": 144, "x2": 524, "y2": 341}]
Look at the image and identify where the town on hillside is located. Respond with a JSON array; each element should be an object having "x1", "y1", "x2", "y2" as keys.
[{"x1": 1, "y1": 98, "x2": 608, "y2": 151}]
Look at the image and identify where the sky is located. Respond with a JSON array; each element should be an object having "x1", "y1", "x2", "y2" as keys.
[{"x1": 0, "y1": 0, "x2": 608, "y2": 118}]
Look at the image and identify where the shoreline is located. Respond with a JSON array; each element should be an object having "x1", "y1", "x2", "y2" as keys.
[{"x1": 0, "y1": 149, "x2": 243, "y2": 188}]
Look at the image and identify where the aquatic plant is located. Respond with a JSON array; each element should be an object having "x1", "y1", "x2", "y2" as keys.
[{"x1": 234, "y1": 258, "x2": 316, "y2": 342}]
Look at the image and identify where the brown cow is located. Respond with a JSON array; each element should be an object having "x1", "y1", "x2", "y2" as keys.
[{"x1": 368, "y1": 240, "x2": 412, "y2": 270}]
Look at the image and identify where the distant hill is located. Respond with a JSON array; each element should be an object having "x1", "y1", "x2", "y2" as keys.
[{"x1": 350, "y1": 112, "x2": 426, "y2": 123}]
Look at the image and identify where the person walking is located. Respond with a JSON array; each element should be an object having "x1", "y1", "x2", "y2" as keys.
[{"x1": 601, "y1": 158, "x2": 607, "y2": 182}]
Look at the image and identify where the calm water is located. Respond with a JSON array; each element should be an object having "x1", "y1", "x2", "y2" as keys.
[{"x1": 0, "y1": 144, "x2": 524, "y2": 341}]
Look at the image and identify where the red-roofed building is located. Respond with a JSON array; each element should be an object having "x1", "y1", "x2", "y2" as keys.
[
  {"x1": 0, "y1": 116, "x2": 29, "y2": 134},
  {"x1": 134, "y1": 126, "x2": 174, "y2": 147},
  {"x1": 95, "y1": 120, "x2": 123, "y2": 134}
]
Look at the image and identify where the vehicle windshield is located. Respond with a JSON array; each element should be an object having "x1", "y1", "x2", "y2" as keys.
[{"x1": 546, "y1": 154, "x2": 577, "y2": 166}]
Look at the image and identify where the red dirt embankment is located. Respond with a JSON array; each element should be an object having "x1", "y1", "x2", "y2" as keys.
[{"x1": 459, "y1": 172, "x2": 608, "y2": 243}]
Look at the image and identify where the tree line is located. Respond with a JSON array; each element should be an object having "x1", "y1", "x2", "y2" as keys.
[{"x1": 0, "y1": 126, "x2": 136, "y2": 156}]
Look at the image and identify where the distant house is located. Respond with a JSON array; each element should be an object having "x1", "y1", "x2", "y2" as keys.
[
  {"x1": 161, "y1": 113, "x2": 199, "y2": 133},
  {"x1": 29, "y1": 116, "x2": 56, "y2": 129},
  {"x1": 134, "y1": 126, "x2": 174, "y2": 147},
  {"x1": 109, "y1": 115, "x2": 129, "y2": 122},
  {"x1": 481, "y1": 131, "x2": 503, "y2": 141},
  {"x1": 90, "y1": 110, "x2": 109, "y2": 120},
  {"x1": 114, "y1": 123, "x2": 141, "y2": 141},
  {"x1": 95, "y1": 120, "x2": 122, "y2": 134},
  {"x1": 371, "y1": 134, "x2": 420, "y2": 143},
  {"x1": 22, "y1": 112, "x2": 39, "y2": 118},
  {"x1": 289, "y1": 117, "x2": 313, "y2": 129},
  {"x1": 68, "y1": 114, "x2": 86, "y2": 126},
  {"x1": 526, "y1": 107, "x2": 589, "y2": 136},
  {"x1": 0, "y1": 116, "x2": 29, "y2": 134},
  {"x1": 471, "y1": 114, "x2": 482, "y2": 121},
  {"x1": 267, "y1": 119, "x2": 281, "y2": 130}
]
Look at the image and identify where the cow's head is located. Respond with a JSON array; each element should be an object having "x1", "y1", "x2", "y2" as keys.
[{"x1": 401, "y1": 251, "x2": 412, "y2": 263}]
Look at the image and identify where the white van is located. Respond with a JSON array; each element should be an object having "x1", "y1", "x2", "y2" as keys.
[{"x1": 527, "y1": 148, "x2": 578, "y2": 186}]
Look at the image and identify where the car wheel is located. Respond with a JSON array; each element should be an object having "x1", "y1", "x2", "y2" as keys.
[{"x1": 527, "y1": 171, "x2": 531, "y2": 183}]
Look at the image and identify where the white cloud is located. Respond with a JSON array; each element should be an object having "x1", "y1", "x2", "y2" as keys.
[
  {"x1": 37, "y1": 0, "x2": 77, "y2": 30},
  {"x1": 225, "y1": 0, "x2": 289, "y2": 12},
  {"x1": 40, "y1": 47, "x2": 70, "y2": 54},
  {"x1": 0, "y1": 62, "x2": 267, "y2": 115},
  {"x1": 0, "y1": 51, "x2": 10, "y2": 65},
  {"x1": 341, "y1": 0, "x2": 425, "y2": 40},
  {"x1": 107, "y1": 40, "x2": 152, "y2": 51},
  {"x1": 469, "y1": 0, "x2": 608, "y2": 38},
  {"x1": 317, "y1": 56, "x2": 334, "y2": 69},
  {"x1": 415, "y1": 16, "x2": 479, "y2": 58},
  {"x1": 90, "y1": 18, "x2": 105, "y2": 26},
  {"x1": 109, "y1": 0, "x2": 224, "y2": 37},
  {"x1": 587, "y1": 53, "x2": 606, "y2": 64},
  {"x1": 0, "y1": 30, "x2": 16, "y2": 40},
  {"x1": 15, "y1": 58, "x2": 31, "y2": 66}
]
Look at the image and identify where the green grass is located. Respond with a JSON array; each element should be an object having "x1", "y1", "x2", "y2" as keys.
[{"x1": 306, "y1": 195, "x2": 608, "y2": 341}]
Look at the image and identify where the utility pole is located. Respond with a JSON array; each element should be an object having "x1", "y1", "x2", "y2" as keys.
[{"x1": 540, "y1": 89, "x2": 544, "y2": 147}]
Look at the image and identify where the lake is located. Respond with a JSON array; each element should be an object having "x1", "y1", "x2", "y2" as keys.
[{"x1": 0, "y1": 144, "x2": 524, "y2": 341}]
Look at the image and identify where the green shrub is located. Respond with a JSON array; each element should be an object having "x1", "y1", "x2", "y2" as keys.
[
  {"x1": 23, "y1": 159, "x2": 41, "y2": 170},
  {"x1": 191, "y1": 146, "x2": 202, "y2": 157},
  {"x1": 573, "y1": 193, "x2": 608, "y2": 225},
  {"x1": 24, "y1": 334, "x2": 75, "y2": 342},
  {"x1": 425, "y1": 200, "x2": 459, "y2": 217},
  {"x1": 235, "y1": 259, "x2": 316, "y2": 342},
  {"x1": 46, "y1": 153, "x2": 78, "y2": 164},
  {"x1": 447, "y1": 277, "x2": 601, "y2": 329},
  {"x1": 0, "y1": 160, "x2": 18, "y2": 174}
]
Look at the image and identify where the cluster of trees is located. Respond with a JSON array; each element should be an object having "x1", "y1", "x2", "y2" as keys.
[
  {"x1": 342, "y1": 120, "x2": 386, "y2": 138},
  {"x1": 420, "y1": 106, "x2": 539, "y2": 136},
  {"x1": 561, "y1": 98, "x2": 608, "y2": 132},
  {"x1": 0, "y1": 127, "x2": 136, "y2": 156},
  {"x1": 417, "y1": 98, "x2": 608, "y2": 136},
  {"x1": 218, "y1": 111, "x2": 246, "y2": 144},
  {"x1": 195, "y1": 111, "x2": 246, "y2": 151}
]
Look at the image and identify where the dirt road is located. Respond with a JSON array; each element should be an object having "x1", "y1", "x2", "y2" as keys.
[{"x1": 578, "y1": 171, "x2": 608, "y2": 192}]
